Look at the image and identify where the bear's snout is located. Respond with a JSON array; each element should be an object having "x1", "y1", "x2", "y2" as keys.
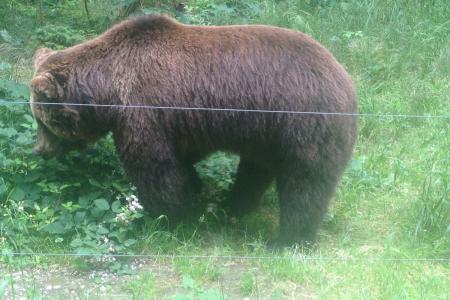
[
  {"x1": 33, "y1": 121, "x2": 67, "y2": 159},
  {"x1": 33, "y1": 142, "x2": 59, "y2": 160}
]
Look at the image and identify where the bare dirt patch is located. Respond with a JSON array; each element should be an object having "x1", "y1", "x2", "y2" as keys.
[{"x1": 1, "y1": 258, "x2": 315, "y2": 299}]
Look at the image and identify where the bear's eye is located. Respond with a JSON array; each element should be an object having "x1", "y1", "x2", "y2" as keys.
[
  {"x1": 49, "y1": 119, "x2": 64, "y2": 128},
  {"x1": 47, "y1": 115, "x2": 79, "y2": 138}
]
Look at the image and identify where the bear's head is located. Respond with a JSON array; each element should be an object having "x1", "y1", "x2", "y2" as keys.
[{"x1": 30, "y1": 48, "x2": 98, "y2": 159}]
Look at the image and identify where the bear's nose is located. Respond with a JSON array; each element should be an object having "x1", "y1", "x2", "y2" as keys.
[
  {"x1": 32, "y1": 146, "x2": 42, "y2": 155},
  {"x1": 33, "y1": 146, "x2": 53, "y2": 160}
]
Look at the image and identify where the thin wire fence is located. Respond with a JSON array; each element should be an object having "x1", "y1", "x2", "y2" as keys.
[
  {"x1": 0, "y1": 97, "x2": 449, "y2": 264},
  {"x1": 1, "y1": 99, "x2": 449, "y2": 120},
  {"x1": 1, "y1": 252, "x2": 449, "y2": 263}
]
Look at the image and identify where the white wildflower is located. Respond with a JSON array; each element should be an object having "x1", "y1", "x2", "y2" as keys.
[
  {"x1": 115, "y1": 212, "x2": 128, "y2": 224},
  {"x1": 127, "y1": 195, "x2": 143, "y2": 212},
  {"x1": 206, "y1": 203, "x2": 218, "y2": 214}
]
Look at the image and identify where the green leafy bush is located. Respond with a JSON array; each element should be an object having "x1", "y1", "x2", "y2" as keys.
[
  {"x1": 0, "y1": 79, "x2": 29, "y2": 99},
  {"x1": 195, "y1": 152, "x2": 238, "y2": 203},
  {"x1": 34, "y1": 25, "x2": 86, "y2": 49},
  {"x1": 0, "y1": 90, "x2": 141, "y2": 270}
]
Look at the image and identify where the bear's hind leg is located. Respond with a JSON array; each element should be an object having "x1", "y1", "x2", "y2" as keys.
[
  {"x1": 275, "y1": 165, "x2": 339, "y2": 246},
  {"x1": 225, "y1": 158, "x2": 273, "y2": 217}
]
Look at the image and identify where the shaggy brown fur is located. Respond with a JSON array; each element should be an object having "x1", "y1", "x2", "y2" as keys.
[{"x1": 30, "y1": 14, "x2": 357, "y2": 246}]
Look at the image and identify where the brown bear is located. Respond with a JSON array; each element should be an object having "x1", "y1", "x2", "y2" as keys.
[{"x1": 30, "y1": 14, "x2": 357, "y2": 246}]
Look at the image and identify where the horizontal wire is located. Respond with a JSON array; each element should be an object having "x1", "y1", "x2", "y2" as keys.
[
  {"x1": 0, "y1": 99, "x2": 448, "y2": 264},
  {"x1": 1, "y1": 252, "x2": 449, "y2": 263},
  {"x1": 0, "y1": 99, "x2": 449, "y2": 119}
]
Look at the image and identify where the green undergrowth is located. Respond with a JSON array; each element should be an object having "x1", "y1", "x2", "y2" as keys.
[{"x1": 0, "y1": 0, "x2": 449, "y2": 298}]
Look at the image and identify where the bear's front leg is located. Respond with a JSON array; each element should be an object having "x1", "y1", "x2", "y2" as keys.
[
  {"x1": 126, "y1": 159, "x2": 196, "y2": 221},
  {"x1": 114, "y1": 128, "x2": 195, "y2": 222}
]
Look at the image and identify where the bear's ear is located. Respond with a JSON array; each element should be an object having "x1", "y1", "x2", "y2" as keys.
[
  {"x1": 30, "y1": 72, "x2": 64, "y2": 101},
  {"x1": 32, "y1": 48, "x2": 55, "y2": 69}
]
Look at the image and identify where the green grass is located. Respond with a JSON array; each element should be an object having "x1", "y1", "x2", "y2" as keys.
[
  {"x1": 0, "y1": 0, "x2": 449, "y2": 299},
  {"x1": 125, "y1": 271, "x2": 156, "y2": 299}
]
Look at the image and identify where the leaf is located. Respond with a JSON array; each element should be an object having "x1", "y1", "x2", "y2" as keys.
[
  {"x1": 70, "y1": 238, "x2": 83, "y2": 248},
  {"x1": 9, "y1": 187, "x2": 25, "y2": 201},
  {"x1": 94, "y1": 199, "x2": 110, "y2": 211},
  {"x1": 101, "y1": 211, "x2": 116, "y2": 223},
  {"x1": 97, "y1": 226, "x2": 109, "y2": 235},
  {"x1": 78, "y1": 195, "x2": 91, "y2": 208},
  {"x1": 108, "y1": 230, "x2": 126, "y2": 241},
  {"x1": 42, "y1": 221, "x2": 66, "y2": 234},
  {"x1": 78, "y1": 192, "x2": 102, "y2": 208},
  {"x1": 0, "y1": 80, "x2": 29, "y2": 99},
  {"x1": 89, "y1": 178, "x2": 104, "y2": 188},
  {"x1": 15, "y1": 134, "x2": 33, "y2": 145},
  {"x1": 23, "y1": 114, "x2": 35, "y2": 124},
  {"x1": 0, "y1": 127, "x2": 18, "y2": 138},
  {"x1": 112, "y1": 182, "x2": 128, "y2": 192},
  {"x1": 133, "y1": 212, "x2": 144, "y2": 219},
  {"x1": 91, "y1": 207, "x2": 106, "y2": 218},
  {"x1": 74, "y1": 211, "x2": 86, "y2": 224},
  {"x1": 124, "y1": 239, "x2": 136, "y2": 247},
  {"x1": 111, "y1": 200, "x2": 122, "y2": 213},
  {"x1": 23, "y1": 172, "x2": 42, "y2": 183}
]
